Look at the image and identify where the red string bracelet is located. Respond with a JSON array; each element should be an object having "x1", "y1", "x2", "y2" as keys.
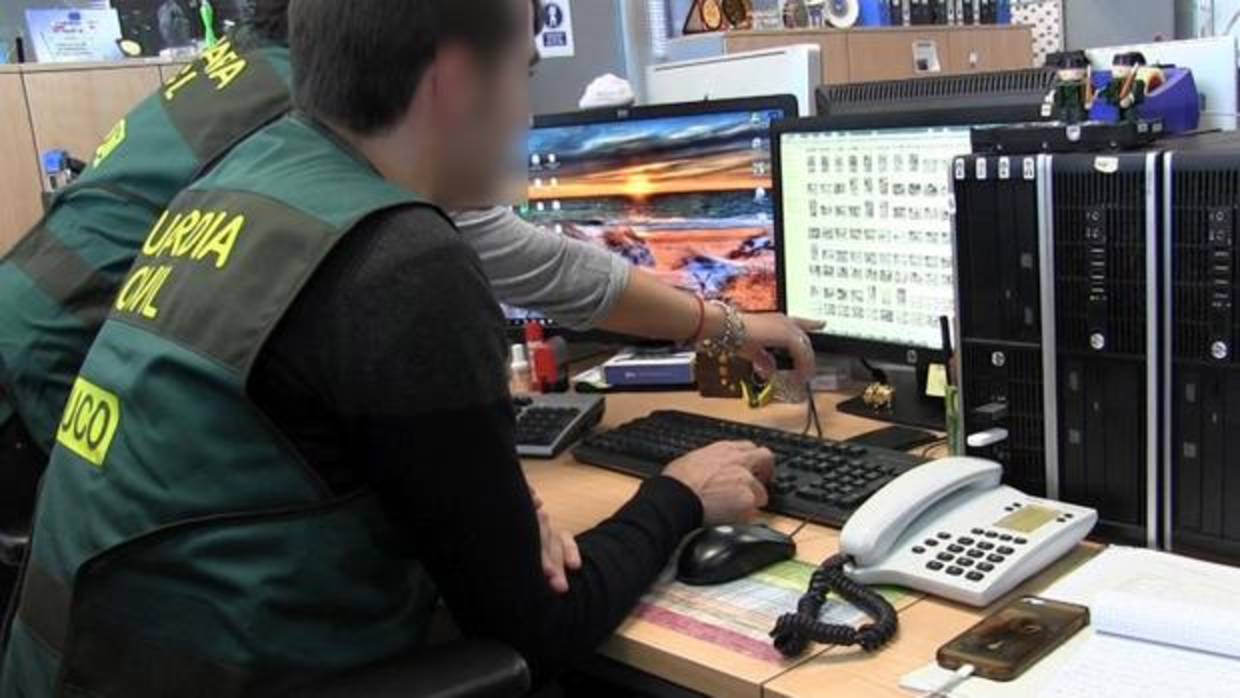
[{"x1": 686, "y1": 294, "x2": 706, "y2": 346}]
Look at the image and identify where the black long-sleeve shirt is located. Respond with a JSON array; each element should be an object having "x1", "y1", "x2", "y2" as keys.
[{"x1": 248, "y1": 205, "x2": 703, "y2": 685}]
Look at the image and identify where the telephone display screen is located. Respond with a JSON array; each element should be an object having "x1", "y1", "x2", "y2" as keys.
[{"x1": 995, "y1": 505, "x2": 1059, "y2": 534}]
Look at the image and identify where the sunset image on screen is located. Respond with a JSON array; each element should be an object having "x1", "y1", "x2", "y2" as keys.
[{"x1": 522, "y1": 110, "x2": 781, "y2": 312}]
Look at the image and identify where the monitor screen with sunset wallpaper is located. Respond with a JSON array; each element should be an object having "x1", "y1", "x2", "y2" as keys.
[{"x1": 510, "y1": 96, "x2": 798, "y2": 325}]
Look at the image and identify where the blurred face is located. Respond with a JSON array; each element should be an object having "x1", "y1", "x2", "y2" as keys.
[
  {"x1": 1113, "y1": 64, "x2": 1133, "y2": 79},
  {"x1": 431, "y1": 0, "x2": 536, "y2": 208}
]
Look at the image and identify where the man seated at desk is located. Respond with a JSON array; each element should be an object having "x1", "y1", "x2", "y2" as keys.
[
  {"x1": 0, "y1": 1, "x2": 780, "y2": 695},
  {"x1": 0, "y1": 0, "x2": 815, "y2": 599}
]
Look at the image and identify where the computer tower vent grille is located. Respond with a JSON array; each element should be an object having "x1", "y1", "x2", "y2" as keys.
[
  {"x1": 1171, "y1": 169, "x2": 1239, "y2": 363},
  {"x1": 819, "y1": 68, "x2": 1056, "y2": 107},
  {"x1": 954, "y1": 160, "x2": 1043, "y2": 345},
  {"x1": 1053, "y1": 170, "x2": 1148, "y2": 356},
  {"x1": 962, "y1": 342, "x2": 1046, "y2": 495}
]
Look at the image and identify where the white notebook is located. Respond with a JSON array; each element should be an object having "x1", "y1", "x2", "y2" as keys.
[
  {"x1": 901, "y1": 547, "x2": 1240, "y2": 698},
  {"x1": 1039, "y1": 551, "x2": 1240, "y2": 698}
]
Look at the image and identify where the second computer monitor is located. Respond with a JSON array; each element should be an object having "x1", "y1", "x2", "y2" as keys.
[{"x1": 776, "y1": 116, "x2": 980, "y2": 361}]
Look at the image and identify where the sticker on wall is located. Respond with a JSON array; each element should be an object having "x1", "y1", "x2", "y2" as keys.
[
  {"x1": 537, "y1": 0, "x2": 576, "y2": 58},
  {"x1": 1011, "y1": 0, "x2": 1064, "y2": 67}
]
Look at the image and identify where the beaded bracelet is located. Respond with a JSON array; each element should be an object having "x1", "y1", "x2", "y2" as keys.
[{"x1": 697, "y1": 301, "x2": 746, "y2": 356}]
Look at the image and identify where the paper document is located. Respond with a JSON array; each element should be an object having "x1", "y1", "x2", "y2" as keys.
[
  {"x1": 636, "y1": 560, "x2": 911, "y2": 664},
  {"x1": 1040, "y1": 632, "x2": 1240, "y2": 698},
  {"x1": 902, "y1": 547, "x2": 1240, "y2": 697},
  {"x1": 1037, "y1": 549, "x2": 1240, "y2": 698}
]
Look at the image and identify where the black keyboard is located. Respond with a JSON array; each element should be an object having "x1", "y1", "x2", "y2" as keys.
[
  {"x1": 572, "y1": 410, "x2": 926, "y2": 527},
  {"x1": 514, "y1": 394, "x2": 606, "y2": 458}
]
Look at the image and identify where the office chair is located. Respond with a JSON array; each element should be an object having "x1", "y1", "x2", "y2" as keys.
[
  {"x1": 0, "y1": 413, "x2": 38, "y2": 610},
  {"x1": 306, "y1": 639, "x2": 531, "y2": 698}
]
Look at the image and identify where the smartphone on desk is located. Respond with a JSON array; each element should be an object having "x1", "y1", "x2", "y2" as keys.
[{"x1": 937, "y1": 596, "x2": 1089, "y2": 682}]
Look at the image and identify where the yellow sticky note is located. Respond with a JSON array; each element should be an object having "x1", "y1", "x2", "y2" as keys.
[{"x1": 925, "y1": 363, "x2": 948, "y2": 399}]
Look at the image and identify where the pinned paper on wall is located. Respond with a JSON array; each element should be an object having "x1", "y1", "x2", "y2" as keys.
[
  {"x1": 25, "y1": 8, "x2": 123, "y2": 63},
  {"x1": 536, "y1": 0, "x2": 575, "y2": 58}
]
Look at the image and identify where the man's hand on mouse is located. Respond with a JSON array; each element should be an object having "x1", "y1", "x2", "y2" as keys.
[{"x1": 663, "y1": 441, "x2": 776, "y2": 525}]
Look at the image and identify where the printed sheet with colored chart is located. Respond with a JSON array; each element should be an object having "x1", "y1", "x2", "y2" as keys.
[{"x1": 634, "y1": 560, "x2": 915, "y2": 664}]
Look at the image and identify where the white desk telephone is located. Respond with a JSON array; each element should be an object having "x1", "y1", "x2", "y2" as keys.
[
  {"x1": 840, "y1": 456, "x2": 1097, "y2": 607},
  {"x1": 771, "y1": 457, "x2": 1097, "y2": 657}
]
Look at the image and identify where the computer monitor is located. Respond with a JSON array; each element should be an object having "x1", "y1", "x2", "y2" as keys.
[
  {"x1": 508, "y1": 95, "x2": 800, "y2": 328},
  {"x1": 774, "y1": 113, "x2": 993, "y2": 430}
]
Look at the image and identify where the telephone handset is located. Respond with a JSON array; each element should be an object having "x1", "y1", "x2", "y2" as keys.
[
  {"x1": 841, "y1": 458, "x2": 1002, "y2": 569},
  {"x1": 771, "y1": 457, "x2": 1097, "y2": 658}
]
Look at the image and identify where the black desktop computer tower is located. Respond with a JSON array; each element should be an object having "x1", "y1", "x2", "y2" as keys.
[
  {"x1": 1047, "y1": 153, "x2": 1161, "y2": 546},
  {"x1": 1163, "y1": 147, "x2": 1240, "y2": 563},
  {"x1": 954, "y1": 152, "x2": 1161, "y2": 546},
  {"x1": 954, "y1": 154, "x2": 1051, "y2": 498}
]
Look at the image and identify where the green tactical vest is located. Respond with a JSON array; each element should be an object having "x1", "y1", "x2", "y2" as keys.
[
  {"x1": 0, "y1": 36, "x2": 292, "y2": 459},
  {"x1": 1, "y1": 115, "x2": 440, "y2": 698}
]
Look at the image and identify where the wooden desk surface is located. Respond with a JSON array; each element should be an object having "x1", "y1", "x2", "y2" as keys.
[
  {"x1": 522, "y1": 391, "x2": 1094, "y2": 698},
  {"x1": 765, "y1": 545, "x2": 1101, "y2": 698}
]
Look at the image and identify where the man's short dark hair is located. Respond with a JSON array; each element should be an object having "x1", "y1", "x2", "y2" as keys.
[
  {"x1": 290, "y1": 0, "x2": 541, "y2": 135},
  {"x1": 248, "y1": 0, "x2": 290, "y2": 43}
]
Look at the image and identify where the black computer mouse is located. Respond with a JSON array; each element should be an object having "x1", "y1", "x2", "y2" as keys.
[{"x1": 676, "y1": 523, "x2": 797, "y2": 586}]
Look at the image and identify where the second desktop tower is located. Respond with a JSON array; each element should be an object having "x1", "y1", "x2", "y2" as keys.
[
  {"x1": 954, "y1": 152, "x2": 1161, "y2": 546},
  {"x1": 1164, "y1": 147, "x2": 1240, "y2": 562}
]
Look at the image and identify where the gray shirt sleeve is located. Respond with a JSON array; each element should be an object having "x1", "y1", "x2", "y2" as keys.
[{"x1": 452, "y1": 206, "x2": 631, "y2": 330}]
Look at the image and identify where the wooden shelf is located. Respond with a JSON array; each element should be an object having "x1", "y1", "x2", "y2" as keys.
[{"x1": 715, "y1": 24, "x2": 1034, "y2": 85}]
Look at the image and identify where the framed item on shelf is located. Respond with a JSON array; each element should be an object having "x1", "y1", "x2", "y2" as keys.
[
  {"x1": 701, "y1": 0, "x2": 725, "y2": 30},
  {"x1": 723, "y1": 0, "x2": 751, "y2": 27},
  {"x1": 684, "y1": 0, "x2": 751, "y2": 34}
]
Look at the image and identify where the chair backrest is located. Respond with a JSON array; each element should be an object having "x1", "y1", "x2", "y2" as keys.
[{"x1": 305, "y1": 639, "x2": 530, "y2": 698}]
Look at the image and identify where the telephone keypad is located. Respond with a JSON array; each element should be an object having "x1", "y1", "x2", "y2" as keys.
[{"x1": 911, "y1": 521, "x2": 1031, "y2": 584}]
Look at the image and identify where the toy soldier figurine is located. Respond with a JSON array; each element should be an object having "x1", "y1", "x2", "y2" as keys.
[
  {"x1": 1050, "y1": 51, "x2": 1092, "y2": 124},
  {"x1": 1100, "y1": 52, "x2": 1162, "y2": 123}
]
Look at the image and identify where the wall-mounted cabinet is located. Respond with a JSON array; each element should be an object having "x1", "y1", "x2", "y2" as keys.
[
  {"x1": 713, "y1": 25, "x2": 1034, "y2": 86},
  {"x1": 0, "y1": 69, "x2": 41, "y2": 253},
  {"x1": 0, "y1": 58, "x2": 183, "y2": 254}
]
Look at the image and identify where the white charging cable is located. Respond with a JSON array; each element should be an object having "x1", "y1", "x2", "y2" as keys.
[{"x1": 925, "y1": 664, "x2": 975, "y2": 698}]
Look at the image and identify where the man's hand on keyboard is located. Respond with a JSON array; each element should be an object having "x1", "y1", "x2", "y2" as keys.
[
  {"x1": 663, "y1": 441, "x2": 776, "y2": 526},
  {"x1": 532, "y1": 488, "x2": 582, "y2": 594}
]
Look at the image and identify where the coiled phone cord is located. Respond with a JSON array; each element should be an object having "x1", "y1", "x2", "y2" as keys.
[{"x1": 769, "y1": 554, "x2": 899, "y2": 658}]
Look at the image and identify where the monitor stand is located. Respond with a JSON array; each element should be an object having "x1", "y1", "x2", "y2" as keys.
[{"x1": 836, "y1": 361, "x2": 947, "y2": 433}]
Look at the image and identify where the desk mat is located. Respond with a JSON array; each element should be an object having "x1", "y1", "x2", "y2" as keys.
[{"x1": 635, "y1": 560, "x2": 913, "y2": 663}]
